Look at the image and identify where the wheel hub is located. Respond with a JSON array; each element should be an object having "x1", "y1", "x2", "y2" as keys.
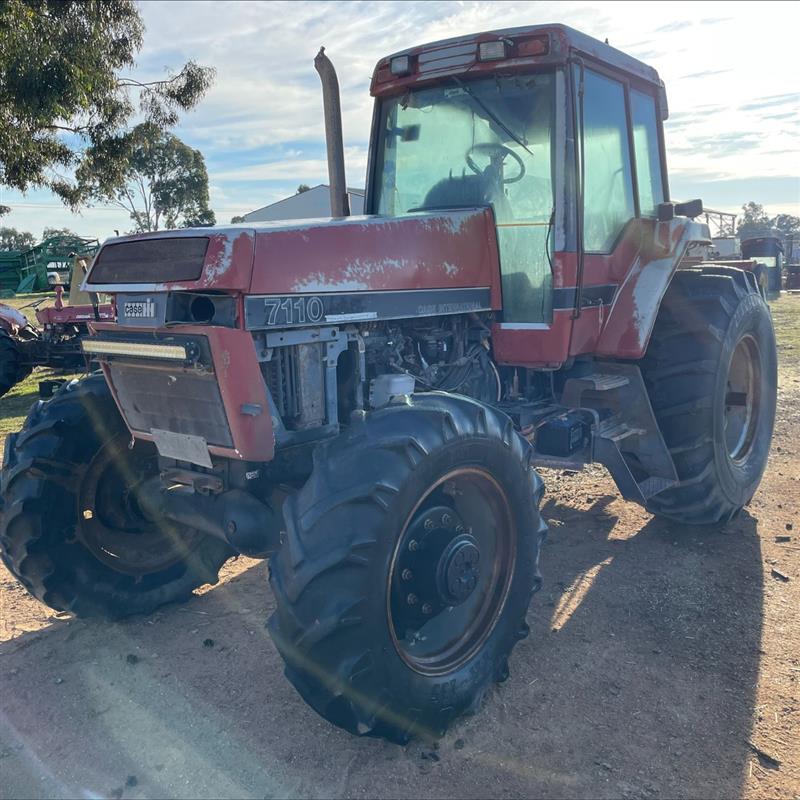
[
  {"x1": 436, "y1": 535, "x2": 480, "y2": 605},
  {"x1": 724, "y1": 334, "x2": 761, "y2": 463},
  {"x1": 393, "y1": 505, "x2": 484, "y2": 624},
  {"x1": 387, "y1": 468, "x2": 517, "y2": 676}
]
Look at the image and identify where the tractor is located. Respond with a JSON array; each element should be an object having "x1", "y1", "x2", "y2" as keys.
[
  {"x1": 0, "y1": 25, "x2": 777, "y2": 743},
  {"x1": 0, "y1": 253, "x2": 113, "y2": 397}
]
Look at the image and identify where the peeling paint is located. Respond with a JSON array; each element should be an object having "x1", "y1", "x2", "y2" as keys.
[
  {"x1": 596, "y1": 218, "x2": 711, "y2": 357},
  {"x1": 293, "y1": 274, "x2": 370, "y2": 292},
  {"x1": 204, "y1": 230, "x2": 254, "y2": 285}
]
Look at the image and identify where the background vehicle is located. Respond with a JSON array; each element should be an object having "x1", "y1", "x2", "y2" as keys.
[
  {"x1": 0, "y1": 234, "x2": 99, "y2": 293},
  {"x1": 740, "y1": 230, "x2": 784, "y2": 299},
  {"x1": 0, "y1": 254, "x2": 113, "y2": 397},
  {"x1": 0, "y1": 24, "x2": 777, "y2": 742}
]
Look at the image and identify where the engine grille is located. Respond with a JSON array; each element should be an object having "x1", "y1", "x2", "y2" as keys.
[
  {"x1": 89, "y1": 237, "x2": 209, "y2": 284},
  {"x1": 107, "y1": 361, "x2": 233, "y2": 447}
]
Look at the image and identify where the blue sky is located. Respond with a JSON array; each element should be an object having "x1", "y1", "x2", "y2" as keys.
[{"x1": 1, "y1": 0, "x2": 798, "y2": 240}]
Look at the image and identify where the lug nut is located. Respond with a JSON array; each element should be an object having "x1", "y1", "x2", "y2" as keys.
[
  {"x1": 424, "y1": 518, "x2": 435, "y2": 531},
  {"x1": 401, "y1": 568, "x2": 413, "y2": 581},
  {"x1": 422, "y1": 603, "x2": 432, "y2": 615},
  {"x1": 406, "y1": 593, "x2": 418, "y2": 606},
  {"x1": 408, "y1": 539, "x2": 419, "y2": 552},
  {"x1": 456, "y1": 524, "x2": 465, "y2": 534},
  {"x1": 442, "y1": 513, "x2": 452, "y2": 526}
]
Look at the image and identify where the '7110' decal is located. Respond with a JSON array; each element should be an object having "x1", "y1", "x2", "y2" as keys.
[{"x1": 262, "y1": 295, "x2": 325, "y2": 326}]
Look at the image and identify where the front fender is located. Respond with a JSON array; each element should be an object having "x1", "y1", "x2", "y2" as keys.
[{"x1": 0, "y1": 303, "x2": 29, "y2": 334}]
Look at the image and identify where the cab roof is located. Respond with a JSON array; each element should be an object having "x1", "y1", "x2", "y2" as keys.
[{"x1": 371, "y1": 23, "x2": 663, "y2": 97}]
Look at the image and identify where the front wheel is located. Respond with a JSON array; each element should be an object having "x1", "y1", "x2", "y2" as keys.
[
  {"x1": 0, "y1": 374, "x2": 232, "y2": 618},
  {"x1": 268, "y1": 394, "x2": 547, "y2": 742},
  {"x1": 640, "y1": 267, "x2": 777, "y2": 525}
]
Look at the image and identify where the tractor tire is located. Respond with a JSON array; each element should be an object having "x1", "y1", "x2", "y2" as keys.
[
  {"x1": 268, "y1": 393, "x2": 547, "y2": 742},
  {"x1": 0, "y1": 328, "x2": 30, "y2": 398},
  {"x1": 639, "y1": 267, "x2": 777, "y2": 525},
  {"x1": 0, "y1": 373, "x2": 232, "y2": 618}
]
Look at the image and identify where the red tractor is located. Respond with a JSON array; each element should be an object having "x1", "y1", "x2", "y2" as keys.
[
  {"x1": 0, "y1": 25, "x2": 776, "y2": 742},
  {"x1": 0, "y1": 255, "x2": 114, "y2": 397}
]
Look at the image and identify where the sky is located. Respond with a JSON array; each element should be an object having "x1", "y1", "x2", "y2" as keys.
[{"x1": 1, "y1": 0, "x2": 799, "y2": 241}]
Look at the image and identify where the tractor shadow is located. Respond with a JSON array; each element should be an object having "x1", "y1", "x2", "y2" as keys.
[{"x1": 0, "y1": 495, "x2": 765, "y2": 800}]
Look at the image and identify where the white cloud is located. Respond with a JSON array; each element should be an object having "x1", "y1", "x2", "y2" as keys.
[
  {"x1": 3, "y1": 0, "x2": 798, "y2": 237},
  {"x1": 120, "y1": 0, "x2": 800, "y2": 217}
]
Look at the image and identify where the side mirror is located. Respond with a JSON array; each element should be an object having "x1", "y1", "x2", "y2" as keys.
[
  {"x1": 659, "y1": 199, "x2": 704, "y2": 221},
  {"x1": 657, "y1": 202, "x2": 675, "y2": 222},
  {"x1": 674, "y1": 198, "x2": 703, "y2": 219}
]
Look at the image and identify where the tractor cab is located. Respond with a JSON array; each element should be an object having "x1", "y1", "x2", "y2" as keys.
[{"x1": 367, "y1": 25, "x2": 673, "y2": 340}]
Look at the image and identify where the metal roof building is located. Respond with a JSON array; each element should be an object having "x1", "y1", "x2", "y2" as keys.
[{"x1": 243, "y1": 184, "x2": 365, "y2": 222}]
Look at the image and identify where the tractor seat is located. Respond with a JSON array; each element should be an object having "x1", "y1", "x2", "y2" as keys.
[{"x1": 418, "y1": 174, "x2": 513, "y2": 221}]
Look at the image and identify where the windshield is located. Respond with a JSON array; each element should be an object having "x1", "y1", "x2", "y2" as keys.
[
  {"x1": 375, "y1": 73, "x2": 554, "y2": 222},
  {"x1": 374, "y1": 72, "x2": 556, "y2": 323}
]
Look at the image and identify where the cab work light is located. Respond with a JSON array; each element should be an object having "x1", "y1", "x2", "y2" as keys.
[
  {"x1": 81, "y1": 339, "x2": 188, "y2": 361},
  {"x1": 478, "y1": 40, "x2": 507, "y2": 61},
  {"x1": 390, "y1": 55, "x2": 412, "y2": 76}
]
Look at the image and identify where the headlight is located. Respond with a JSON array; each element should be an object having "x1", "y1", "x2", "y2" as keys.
[{"x1": 82, "y1": 339, "x2": 189, "y2": 361}]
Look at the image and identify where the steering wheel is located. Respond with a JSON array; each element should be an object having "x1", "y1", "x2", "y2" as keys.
[{"x1": 466, "y1": 143, "x2": 526, "y2": 184}]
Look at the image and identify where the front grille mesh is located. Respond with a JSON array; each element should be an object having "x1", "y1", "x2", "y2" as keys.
[
  {"x1": 108, "y1": 362, "x2": 233, "y2": 447},
  {"x1": 89, "y1": 237, "x2": 209, "y2": 284}
]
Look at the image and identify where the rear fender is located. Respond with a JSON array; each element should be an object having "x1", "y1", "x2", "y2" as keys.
[{"x1": 595, "y1": 218, "x2": 711, "y2": 359}]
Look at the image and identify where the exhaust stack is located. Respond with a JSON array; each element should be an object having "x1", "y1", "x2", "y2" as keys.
[{"x1": 315, "y1": 47, "x2": 350, "y2": 217}]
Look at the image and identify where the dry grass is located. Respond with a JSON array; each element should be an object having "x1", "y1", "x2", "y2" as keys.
[{"x1": 770, "y1": 293, "x2": 800, "y2": 355}]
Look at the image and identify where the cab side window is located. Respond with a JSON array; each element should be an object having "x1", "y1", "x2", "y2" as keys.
[
  {"x1": 577, "y1": 68, "x2": 635, "y2": 252},
  {"x1": 630, "y1": 89, "x2": 665, "y2": 216}
]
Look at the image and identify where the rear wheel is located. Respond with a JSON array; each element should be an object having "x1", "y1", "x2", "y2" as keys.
[
  {"x1": 639, "y1": 267, "x2": 777, "y2": 525},
  {"x1": 0, "y1": 328, "x2": 29, "y2": 398},
  {"x1": 0, "y1": 374, "x2": 232, "y2": 618},
  {"x1": 268, "y1": 394, "x2": 546, "y2": 742}
]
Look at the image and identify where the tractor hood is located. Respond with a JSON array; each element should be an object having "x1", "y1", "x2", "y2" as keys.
[{"x1": 84, "y1": 209, "x2": 502, "y2": 308}]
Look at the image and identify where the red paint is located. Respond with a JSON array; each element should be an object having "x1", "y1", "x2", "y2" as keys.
[
  {"x1": 595, "y1": 219, "x2": 709, "y2": 358},
  {"x1": 249, "y1": 210, "x2": 502, "y2": 307},
  {"x1": 88, "y1": 212, "x2": 501, "y2": 307},
  {"x1": 86, "y1": 228, "x2": 256, "y2": 293},
  {"x1": 35, "y1": 303, "x2": 114, "y2": 326},
  {"x1": 492, "y1": 218, "x2": 709, "y2": 367},
  {"x1": 371, "y1": 24, "x2": 661, "y2": 98},
  {"x1": 92, "y1": 322, "x2": 273, "y2": 462}
]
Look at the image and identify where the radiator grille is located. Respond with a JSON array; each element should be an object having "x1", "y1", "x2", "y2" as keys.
[
  {"x1": 89, "y1": 237, "x2": 209, "y2": 284},
  {"x1": 108, "y1": 362, "x2": 233, "y2": 447}
]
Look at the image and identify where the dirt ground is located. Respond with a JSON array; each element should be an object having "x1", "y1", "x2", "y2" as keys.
[{"x1": 1, "y1": 297, "x2": 798, "y2": 800}]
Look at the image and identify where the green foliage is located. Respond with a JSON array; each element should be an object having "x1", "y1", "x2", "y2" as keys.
[
  {"x1": 737, "y1": 202, "x2": 800, "y2": 247},
  {"x1": 0, "y1": 205, "x2": 9, "y2": 217},
  {"x1": 296, "y1": 184, "x2": 312, "y2": 194},
  {"x1": 0, "y1": 0, "x2": 214, "y2": 206},
  {"x1": 0, "y1": 226, "x2": 35, "y2": 250},
  {"x1": 42, "y1": 226, "x2": 78, "y2": 240},
  {"x1": 738, "y1": 201, "x2": 770, "y2": 233},
  {"x1": 230, "y1": 215, "x2": 246, "y2": 223},
  {"x1": 770, "y1": 213, "x2": 800, "y2": 238},
  {"x1": 78, "y1": 123, "x2": 215, "y2": 232}
]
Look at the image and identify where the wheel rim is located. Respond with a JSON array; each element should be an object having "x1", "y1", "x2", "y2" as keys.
[
  {"x1": 724, "y1": 334, "x2": 762, "y2": 463},
  {"x1": 387, "y1": 467, "x2": 516, "y2": 676},
  {"x1": 77, "y1": 435, "x2": 199, "y2": 576}
]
